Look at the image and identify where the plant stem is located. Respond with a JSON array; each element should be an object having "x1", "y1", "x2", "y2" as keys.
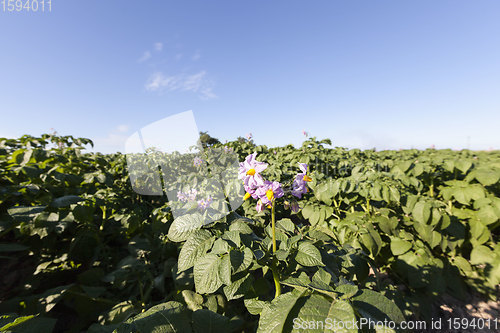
[
  {"x1": 271, "y1": 201, "x2": 277, "y2": 253},
  {"x1": 271, "y1": 200, "x2": 281, "y2": 298}
]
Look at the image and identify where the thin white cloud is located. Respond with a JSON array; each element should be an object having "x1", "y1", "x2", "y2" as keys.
[
  {"x1": 138, "y1": 51, "x2": 151, "y2": 63},
  {"x1": 145, "y1": 71, "x2": 217, "y2": 99},
  {"x1": 192, "y1": 50, "x2": 201, "y2": 61},
  {"x1": 117, "y1": 124, "x2": 129, "y2": 133},
  {"x1": 154, "y1": 42, "x2": 163, "y2": 51}
]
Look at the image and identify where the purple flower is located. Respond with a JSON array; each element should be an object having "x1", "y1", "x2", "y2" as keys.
[
  {"x1": 290, "y1": 201, "x2": 300, "y2": 213},
  {"x1": 193, "y1": 157, "x2": 203, "y2": 167},
  {"x1": 244, "y1": 184, "x2": 259, "y2": 200},
  {"x1": 187, "y1": 189, "x2": 198, "y2": 201},
  {"x1": 256, "y1": 200, "x2": 264, "y2": 212},
  {"x1": 238, "y1": 153, "x2": 268, "y2": 188},
  {"x1": 302, "y1": 130, "x2": 308, "y2": 137},
  {"x1": 256, "y1": 180, "x2": 284, "y2": 205},
  {"x1": 224, "y1": 146, "x2": 233, "y2": 153},
  {"x1": 177, "y1": 189, "x2": 198, "y2": 202},
  {"x1": 177, "y1": 191, "x2": 188, "y2": 202},
  {"x1": 246, "y1": 133, "x2": 253, "y2": 140},
  {"x1": 197, "y1": 196, "x2": 212, "y2": 210},
  {"x1": 292, "y1": 163, "x2": 312, "y2": 199}
]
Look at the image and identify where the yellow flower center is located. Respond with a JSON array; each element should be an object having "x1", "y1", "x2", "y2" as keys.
[
  {"x1": 246, "y1": 168, "x2": 256, "y2": 176},
  {"x1": 266, "y1": 189, "x2": 274, "y2": 201},
  {"x1": 243, "y1": 192, "x2": 251, "y2": 201},
  {"x1": 303, "y1": 175, "x2": 312, "y2": 182}
]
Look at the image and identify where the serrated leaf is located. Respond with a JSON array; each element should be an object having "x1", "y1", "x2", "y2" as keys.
[
  {"x1": 257, "y1": 290, "x2": 306, "y2": 333},
  {"x1": 194, "y1": 254, "x2": 224, "y2": 294},
  {"x1": 352, "y1": 289, "x2": 405, "y2": 324},
  {"x1": 218, "y1": 255, "x2": 232, "y2": 286},
  {"x1": 229, "y1": 248, "x2": 253, "y2": 273},
  {"x1": 325, "y1": 299, "x2": 358, "y2": 333},
  {"x1": 295, "y1": 242, "x2": 324, "y2": 267},
  {"x1": 177, "y1": 230, "x2": 214, "y2": 273},
  {"x1": 168, "y1": 213, "x2": 204, "y2": 242},
  {"x1": 223, "y1": 273, "x2": 254, "y2": 300}
]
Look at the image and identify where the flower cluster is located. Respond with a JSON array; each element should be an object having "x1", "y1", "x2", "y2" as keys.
[
  {"x1": 197, "y1": 196, "x2": 212, "y2": 210},
  {"x1": 193, "y1": 157, "x2": 204, "y2": 167},
  {"x1": 177, "y1": 189, "x2": 212, "y2": 211},
  {"x1": 223, "y1": 146, "x2": 233, "y2": 153},
  {"x1": 238, "y1": 153, "x2": 311, "y2": 212},
  {"x1": 177, "y1": 189, "x2": 198, "y2": 202}
]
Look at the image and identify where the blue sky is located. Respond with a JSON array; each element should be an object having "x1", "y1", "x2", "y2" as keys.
[{"x1": 1, "y1": 0, "x2": 499, "y2": 152}]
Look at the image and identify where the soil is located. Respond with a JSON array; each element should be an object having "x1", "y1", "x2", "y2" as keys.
[{"x1": 423, "y1": 290, "x2": 500, "y2": 333}]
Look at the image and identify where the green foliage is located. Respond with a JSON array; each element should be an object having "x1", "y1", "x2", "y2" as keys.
[{"x1": 0, "y1": 134, "x2": 499, "y2": 331}]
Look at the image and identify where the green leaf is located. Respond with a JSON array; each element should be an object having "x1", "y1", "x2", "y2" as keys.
[
  {"x1": 455, "y1": 160, "x2": 472, "y2": 174},
  {"x1": 390, "y1": 238, "x2": 412, "y2": 256},
  {"x1": 257, "y1": 290, "x2": 306, "y2": 333},
  {"x1": 223, "y1": 273, "x2": 254, "y2": 300},
  {"x1": 412, "y1": 201, "x2": 431, "y2": 224},
  {"x1": 211, "y1": 238, "x2": 230, "y2": 255},
  {"x1": 469, "y1": 219, "x2": 490, "y2": 245},
  {"x1": 352, "y1": 289, "x2": 405, "y2": 324},
  {"x1": 229, "y1": 248, "x2": 253, "y2": 273},
  {"x1": 452, "y1": 257, "x2": 472, "y2": 274},
  {"x1": 229, "y1": 220, "x2": 253, "y2": 234},
  {"x1": 476, "y1": 205, "x2": 499, "y2": 225},
  {"x1": 192, "y1": 309, "x2": 230, "y2": 333},
  {"x1": 218, "y1": 255, "x2": 232, "y2": 286},
  {"x1": 389, "y1": 187, "x2": 400, "y2": 203},
  {"x1": 470, "y1": 245, "x2": 494, "y2": 265},
  {"x1": 360, "y1": 225, "x2": 382, "y2": 257},
  {"x1": 295, "y1": 242, "x2": 324, "y2": 267},
  {"x1": 286, "y1": 293, "x2": 331, "y2": 332},
  {"x1": 99, "y1": 301, "x2": 135, "y2": 324},
  {"x1": 194, "y1": 254, "x2": 223, "y2": 294},
  {"x1": 115, "y1": 301, "x2": 192, "y2": 333},
  {"x1": 473, "y1": 168, "x2": 500, "y2": 186},
  {"x1": 221, "y1": 230, "x2": 241, "y2": 248},
  {"x1": 244, "y1": 298, "x2": 267, "y2": 315},
  {"x1": 7, "y1": 206, "x2": 46, "y2": 222},
  {"x1": 325, "y1": 299, "x2": 358, "y2": 333},
  {"x1": 181, "y1": 290, "x2": 204, "y2": 311},
  {"x1": 177, "y1": 230, "x2": 214, "y2": 273},
  {"x1": 168, "y1": 213, "x2": 204, "y2": 242},
  {"x1": 277, "y1": 218, "x2": 295, "y2": 233}
]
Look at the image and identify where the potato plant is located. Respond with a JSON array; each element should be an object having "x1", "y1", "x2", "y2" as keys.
[{"x1": 0, "y1": 134, "x2": 498, "y2": 332}]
